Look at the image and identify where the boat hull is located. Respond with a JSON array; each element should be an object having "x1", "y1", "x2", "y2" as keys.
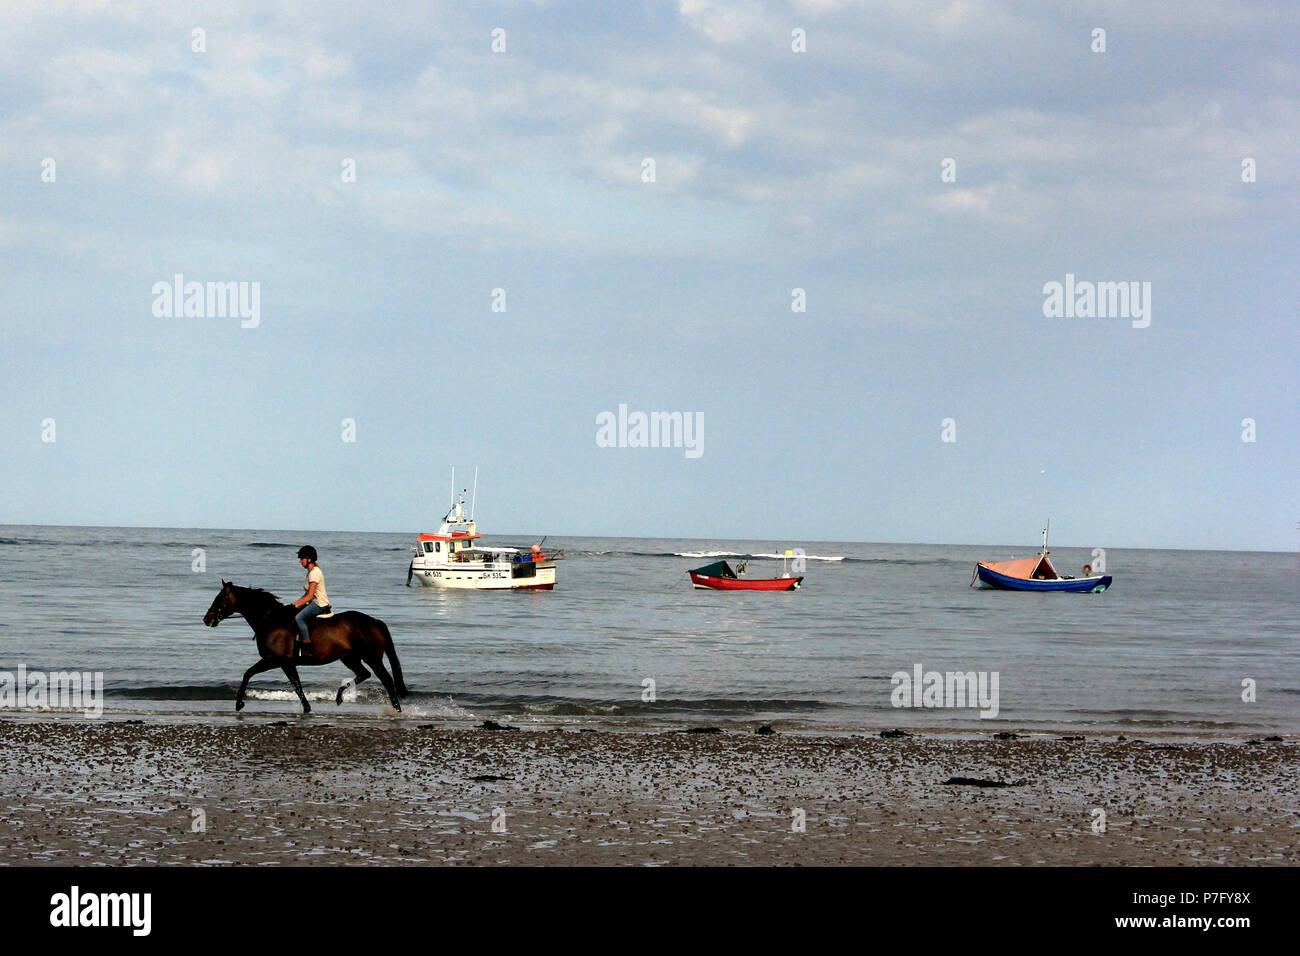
[
  {"x1": 689, "y1": 572, "x2": 803, "y2": 591},
  {"x1": 412, "y1": 562, "x2": 557, "y2": 590},
  {"x1": 974, "y1": 564, "x2": 1112, "y2": 593}
]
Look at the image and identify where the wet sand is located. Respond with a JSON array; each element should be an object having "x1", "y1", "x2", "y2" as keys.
[{"x1": 1, "y1": 719, "x2": 1296, "y2": 865}]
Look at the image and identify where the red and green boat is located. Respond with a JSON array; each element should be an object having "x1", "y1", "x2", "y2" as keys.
[{"x1": 687, "y1": 560, "x2": 803, "y2": 591}]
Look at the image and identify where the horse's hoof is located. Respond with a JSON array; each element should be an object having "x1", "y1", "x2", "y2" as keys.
[
  {"x1": 302, "y1": 704, "x2": 312, "y2": 714},
  {"x1": 335, "y1": 693, "x2": 343, "y2": 706},
  {"x1": 235, "y1": 701, "x2": 244, "y2": 712}
]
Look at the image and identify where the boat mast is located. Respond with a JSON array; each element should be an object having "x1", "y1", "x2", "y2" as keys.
[
  {"x1": 471, "y1": 467, "x2": 478, "y2": 520},
  {"x1": 1042, "y1": 519, "x2": 1051, "y2": 555}
]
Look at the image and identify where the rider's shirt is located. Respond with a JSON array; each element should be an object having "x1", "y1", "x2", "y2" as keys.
[{"x1": 306, "y1": 566, "x2": 330, "y2": 607}]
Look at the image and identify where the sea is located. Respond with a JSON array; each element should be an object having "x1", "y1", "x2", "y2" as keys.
[{"x1": 0, "y1": 525, "x2": 1295, "y2": 735}]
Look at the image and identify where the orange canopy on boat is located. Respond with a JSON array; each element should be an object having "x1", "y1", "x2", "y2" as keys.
[{"x1": 979, "y1": 554, "x2": 1059, "y2": 580}]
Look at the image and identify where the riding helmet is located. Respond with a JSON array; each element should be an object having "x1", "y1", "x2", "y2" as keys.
[{"x1": 297, "y1": 545, "x2": 318, "y2": 561}]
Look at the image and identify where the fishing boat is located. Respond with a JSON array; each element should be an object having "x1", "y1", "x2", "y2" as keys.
[
  {"x1": 687, "y1": 558, "x2": 803, "y2": 591},
  {"x1": 406, "y1": 471, "x2": 562, "y2": 591},
  {"x1": 971, "y1": 523, "x2": 1112, "y2": 593}
]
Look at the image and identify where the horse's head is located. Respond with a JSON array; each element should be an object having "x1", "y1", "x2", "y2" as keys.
[{"x1": 204, "y1": 581, "x2": 239, "y2": 627}]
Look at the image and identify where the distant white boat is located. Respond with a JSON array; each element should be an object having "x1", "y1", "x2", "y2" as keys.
[{"x1": 406, "y1": 472, "x2": 561, "y2": 591}]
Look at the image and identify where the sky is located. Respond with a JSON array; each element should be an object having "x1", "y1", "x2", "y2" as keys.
[{"x1": 1, "y1": 0, "x2": 1296, "y2": 550}]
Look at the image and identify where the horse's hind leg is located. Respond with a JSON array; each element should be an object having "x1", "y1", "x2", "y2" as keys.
[
  {"x1": 367, "y1": 654, "x2": 402, "y2": 712},
  {"x1": 336, "y1": 656, "x2": 371, "y2": 706},
  {"x1": 281, "y1": 662, "x2": 311, "y2": 714}
]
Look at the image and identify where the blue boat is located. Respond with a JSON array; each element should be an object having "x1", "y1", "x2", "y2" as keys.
[{"x1": 971, "y1": 524, "x2": 1112, "y2": 593}]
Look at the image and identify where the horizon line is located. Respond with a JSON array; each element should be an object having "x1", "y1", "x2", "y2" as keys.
[{"x1": 0, "y1": 520, "x2": 1293, "y2": 555}]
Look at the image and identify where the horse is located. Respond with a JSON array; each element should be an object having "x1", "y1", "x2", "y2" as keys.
[{"x1": 203, "y1": 581, "x2": 408, "y2": 713}]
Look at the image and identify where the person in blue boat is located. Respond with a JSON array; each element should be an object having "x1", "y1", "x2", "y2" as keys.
[{"x1": 291, "y1": 545, "x2": 331, "y2": 649}]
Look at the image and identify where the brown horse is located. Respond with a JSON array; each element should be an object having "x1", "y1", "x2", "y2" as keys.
[{"x1": 203, "y1": 581, "x2": 408, "y2": 713}]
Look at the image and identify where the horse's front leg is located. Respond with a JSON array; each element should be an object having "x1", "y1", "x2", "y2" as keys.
[
  {"x1": 236, "y1": 658, "x2": 277, "y2": 711},
  {"x1": 281, "y1": 662, "x2": 311, "y2": 714}
]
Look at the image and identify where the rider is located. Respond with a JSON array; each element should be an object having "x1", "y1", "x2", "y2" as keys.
[{"x1": 291, "y1": 546, "x2": 331, "y2": 648}]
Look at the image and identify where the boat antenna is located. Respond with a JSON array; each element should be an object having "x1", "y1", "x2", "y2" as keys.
[
  {"x1": 449, "y1": 467, "x2": 455, "y2": 508},
  {"x1": 1042, "y1": 519, "x2": 1051, "y2": 555},
  {"x1": 471, "y1": 467, "x2": 478, "y2": 520}
]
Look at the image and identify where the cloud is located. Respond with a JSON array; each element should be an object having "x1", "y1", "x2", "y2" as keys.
[
  {"x1": 677, "y1": 0, "x2": 770, "y2": 45},
  {"x1": 1, "y1": 0, "x2": 1296, "y2": 261}
]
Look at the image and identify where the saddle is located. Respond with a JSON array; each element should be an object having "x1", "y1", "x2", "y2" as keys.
[{"x1": 293, "y1": 605, "x2": 334, "y2": 657}]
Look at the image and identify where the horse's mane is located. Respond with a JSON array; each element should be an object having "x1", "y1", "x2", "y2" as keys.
[{"x1": 232, "y1": 584, "x2": 287, "y2": 606}]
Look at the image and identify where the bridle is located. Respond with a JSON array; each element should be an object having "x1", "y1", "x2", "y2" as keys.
[
  {"x1": 208, "y1": 586, "x2": 291, "y2": 637},
  {"x1": 207, "y1": 594, "x2": 238, "y2": 625}
]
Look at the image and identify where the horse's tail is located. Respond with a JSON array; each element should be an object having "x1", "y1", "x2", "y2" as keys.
[{"x1": 379, "y1": 620, "x2": 409, "y2": 697}]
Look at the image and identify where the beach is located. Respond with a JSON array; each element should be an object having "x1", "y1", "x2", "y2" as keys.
[{"x1": 3, "y1": 718, "x2": 1295, "y2": 866}]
